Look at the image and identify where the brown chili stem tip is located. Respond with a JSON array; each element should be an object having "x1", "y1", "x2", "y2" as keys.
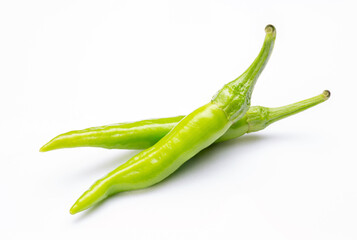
[
  {"x1": 265, "y1": 24, "x2": 276, "y2": 34},
  {"x1": 323, "y1": 90, "x2": 331, "y2": 99}
]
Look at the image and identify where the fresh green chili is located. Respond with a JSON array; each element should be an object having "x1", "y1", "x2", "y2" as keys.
[
  {"x1": 40, "y1": 91, "x2": 330, "y2": 152},
  {"x1": 69, "y1": 25, "x2": 276, "y2": 214}
]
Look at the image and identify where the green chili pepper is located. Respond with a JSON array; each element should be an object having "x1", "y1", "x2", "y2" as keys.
[
  {"x1": 40, "y1": 91, "x2": 330, "y2": 152},
  {"x1": 69, "y1": 25, "x2": 276, "y2": 214}
]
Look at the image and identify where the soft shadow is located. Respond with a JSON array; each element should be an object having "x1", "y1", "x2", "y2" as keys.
[
  {"x1": 72, "y1": 133, "x2": 276, "y2": 221},
  {"x1": 147, "y1": 134, "x2": 270, "y2": 189}
]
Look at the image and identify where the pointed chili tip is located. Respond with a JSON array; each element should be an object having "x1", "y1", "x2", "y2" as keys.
[
  {"x1": 39, "y1": 145, "x2": 47, "y2": 152},
  {"x1": 69, "y1": 204, "x2": 79, "y2": 215},
  {"x1": 265, "y1": 24, "x2": 276, "y2": 34},
  {"x1": 323, "y1": 90, "x2": 331, "y2": 99},
  {"x1": 39, "y1": 140, "x2": 54, "y2": 152}
]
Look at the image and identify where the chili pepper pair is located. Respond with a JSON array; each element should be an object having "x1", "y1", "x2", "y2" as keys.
[{"x1": 40, "y1": 25, "x2": 330, "y2": 215}]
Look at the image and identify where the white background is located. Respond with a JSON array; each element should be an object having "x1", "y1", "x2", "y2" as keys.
[{"x1": 1, "y1": 0, "x2": 356, "y2": 239}]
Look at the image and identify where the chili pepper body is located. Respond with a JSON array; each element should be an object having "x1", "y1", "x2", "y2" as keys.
[
  {"x1": 40, "y1": 91, "x2": 330, "y2": 151},
  {"x1": 40, "y1": 116, "x2": 182, "y2": 151},
  {"x1": 70, "y1": 25, "x2": 276, "y2": 214},
  {"x1": 70, "y1": 103, "x2": 230, "y2": 213}
]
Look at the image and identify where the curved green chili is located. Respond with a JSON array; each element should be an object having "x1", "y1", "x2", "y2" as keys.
[
  {"x1": 69, "y1": 25, "x2": 276, "y2": 214},
  {"x1": 40, "y1": 91, "x2": 330, "y2": 151}
]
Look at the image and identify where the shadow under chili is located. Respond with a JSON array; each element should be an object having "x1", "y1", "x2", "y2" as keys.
[{"x1": 72, "y1": 133, "x2": 279, "y2": 221}]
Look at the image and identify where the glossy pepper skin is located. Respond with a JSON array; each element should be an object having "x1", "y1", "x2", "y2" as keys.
[
  {"x1": 69, "y1": 25, "x2": 276, "y2": 214},
  {"x1": 40, "y1": 91, "x2": 330, "y2": 151}
]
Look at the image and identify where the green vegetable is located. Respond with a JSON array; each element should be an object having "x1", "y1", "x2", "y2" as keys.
[
  {"x1": 40, "y1": 91, "x2": 330, "y2": 151},
  {"x1": 69, "y1": 25, "x2": 276, "y2": 214}
]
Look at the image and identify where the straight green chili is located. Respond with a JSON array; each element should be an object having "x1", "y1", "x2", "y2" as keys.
[{"x1": 40, "y1": 91, "x2": 330, "y2": 151}]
